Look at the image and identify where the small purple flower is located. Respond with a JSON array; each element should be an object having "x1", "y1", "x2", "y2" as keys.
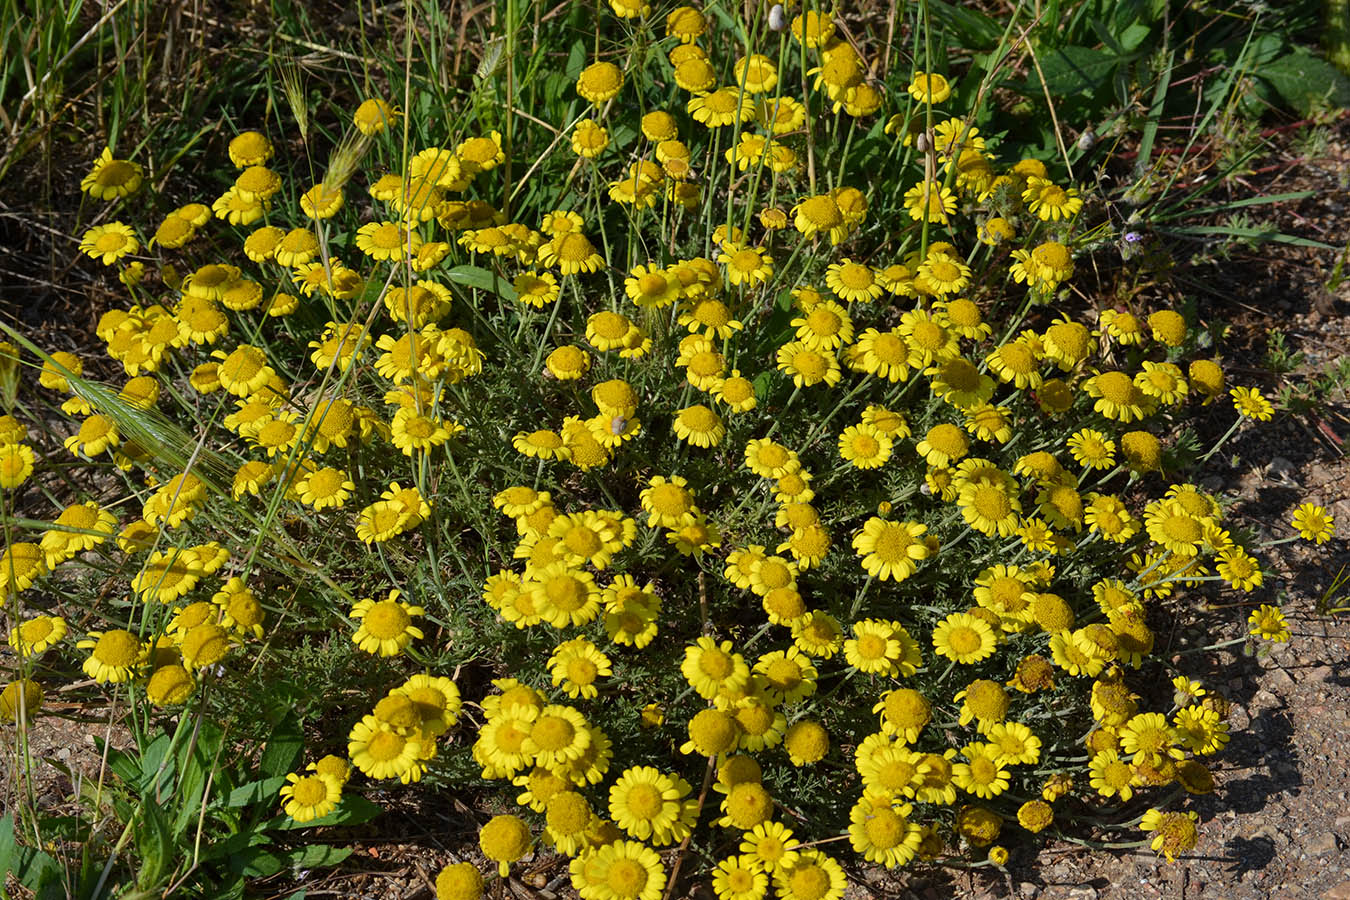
[{"x1": 1123, "y1": 231, "x2": 1143, "y2": 244}]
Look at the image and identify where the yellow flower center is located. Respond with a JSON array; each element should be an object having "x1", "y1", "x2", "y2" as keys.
[
  {"x1": 926, "y1": 260, "x2": 960, "y2": 283},
  {"x1": 531, "y1": 714, "x2": 574, "y2": 751},
  {"x1": 1103, "y1": 760, "x2": 1133, "y2": 788},
  {"x1": 563, "y1": 527, "x2": 602, "y2": 557},
  {"x1": 589, "y1": 312, "x2": 629, "y2": 340},
  {"x1": 806, "y1": 310, "x2": 841, "y2": 336},
  {"x1": 554, "y1": 233, "x2": 594, "y2": 262},
  {"x1": 95, "y1": 231, "x2": 128, "y2": 252},
  {"x1": 730, "y1": 249, "x2": 761, "y2": 272},
  {"x1": 221, "y1": 347, "x2": 264, "y2": 382},
  {"x1": 878, "y1": 758, "x2": 918, "y2": 790},
  {"x1": 948, "y1": 626, "x2": 983, "y2": 655},
  {"x1": 647, "y1": 484, "x2": 688, "y2": 515},
  {"x1": 580, "y1": 65, "x2": 620, "y2": 94},
  {"x1": 763, "y1": 588, "x2": 805, "y2": 621},
  {"x1": 1161, "y1": 515, "x2": 1202, "y2": 544},
  {"x1": 790, "y1": 350, "x2": 826, "y2": 377},
  {"x1": 945, "y1": 364, "x2": 986, "y2": 397},
  {"x1": 680, "y1": 405, "x2": 720, "y2": 432},
  {"x1": 1039, "y1": 185, "x2": 1067, "y2": 206},
  {"x1": 496, "y1": 722, "x2": 528, "y2": 753},
  {"x1": 370, "y1": 505, "x2": 405, "y2": 533},
  {"x1": 756, "y1": 444, "x2": 789, "y2": 468},
  {"x1": 884, "y1": 689, "x2": 928, "y2": 728},
  {"x1": 864, "y1": 807, "x2": 904, "y2": 847},
  {"x1": 788, "y1": 866, "x2": 830, "y2": 900},
  {"x1": 850, "y1": 435, "x2": 879, "y2": 458},
  {"x1": 970, "y1": 756, "x2": 998, "y2": 784},
  {"x1": 369, "y1": 223, "x2": 406, "y2": 249},
  {"x1": 625, "y1": 783, "x2": 663, "y2": 819},
  {"x1": 290, "y1": 775, "x2": 330, "y2": 805},
  {"x1": 700, "y1": 647, "x2": 735, "y2": 679},
  {"x1": 686, "y1": 301, "x2": 726, "y2": 330},
  {"x1": 401, "y1": 416, "x2": 434, "y2": 439},
  {"x1": 1091, "y1": 372, "x2": 1134, "y2": 404},
  {"x1": 565, "y1": 658, "x2": 598, "y2": 685},
  {"x1": 545, "y1": 574, "x2": 588, "y2": 611},
  {"x1": 835, "y1": 263, "x2": 872, "y2": 289},
  {"x1": 607, "y1": 859, "x2": 647, "y2": 895},
  {"x1": 20, "y1": 618, "x2": 53, "y2": 642},
  {"x1": 94, "y1": 630, "x2": 139, "y2": 666},
  {"x1": 970, "y1": 485, "x2": 1012, "y2": 520},
  {"x1": 735, "y1": 704, "x2": 773, "y2": 736},
  {"x1": 1147, "y1": 369, "x2": 1176, "y2": 391},
  {"x1": 856, "y1": 633, "x2": 887, "y2": 660},
  {"x1": 763, "y1": 659, "x2": 802, "y2": 691},
  {"x1": 964, "y1": 680, "x2": 1008, "y2": 719},
  {"x1": 256, "y1": 419, "x2": 296, "y2": 446},
  {"x1": 687, "y1": 351, "x2": 723, "y2": 378},
  {"x1": 871, "y1": 526, "x2": 913, "y2": 562},
  {"x1": 306, "y1": 469, "x2": 344, "y2": 498},
  {"x1": 756, "y1": 560, "x2": 792, "y2": 590},
  {"x1": 908, "y1": 321, "x2": 945, "y2": 351},
  {"x1": 363, "y1": 602, "x2": 411, "y2": 639},
  {"x1": 366, "y1": 729, "x2": 406, "y2": 762},
  {"x1": 1033, "y1": 242, "x2": 1071, "y2": 269},
  {"x1": 96, "y1": 160, "x2": 138, "y2": 186},
  {"x1": 527, "y1": 430, "x2": 563, "y2": 449},
  {"x1": 704, "y1": 90, "x2": 738, "y2": 114},
  {"x1": 631, "y1": 274, "x2": 666, "y2": 299}
]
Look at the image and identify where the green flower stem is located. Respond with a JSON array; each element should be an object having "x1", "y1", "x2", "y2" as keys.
[
  {"x1": 848, "y1": 574, "x2": 875, "y2": 619},
  {"x1": 1199, "y1": 415, "x2": 1244, "y2": 464},
  {"x1": 1173, "y1": 635, "x2": 1248, "y2": 656},
  {"x1": 918, "y1": 0, "x2": 935, "y2": 261},
  {"x1": 763, "y1": 385, "x2": 801, "y2": 439},
  {"x1": 1253, "y1": 535, "x2": 1301, "y2": 550},
  {"x1": 801, "y1": 377, "x2": 872, "y2": 447},
  {"x1": 529, "y1": 279, "x2": 568, "y2": 373}
]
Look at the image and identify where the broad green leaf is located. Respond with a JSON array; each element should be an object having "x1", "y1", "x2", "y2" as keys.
[
  {"x1": 1030, "y1": 45, "x2": 1122, "y2": 96},
  {"x1": 238, "y1": 847, "x2": 285, "y2": 878},
  {"x1": 225, "y1": 775, "x2": 288, "y2": 809},
  {"x1": 564, "y1": 37, "x2": 586, "y2": 80},
  {"x1": 237, "y1": 844, "x2": 351, "y2": 878},
  {"x1": 446, "y1": 265, "x2": 519, "y2": 301},
  {"x1": 281, "y1": 844, "x2": 352, "y2": 869},
  {"x1": 138, "y1": 732, "x2": 175, "y2": 797},
  {"x1": 12, "y1": 844, "x2": 64, "y2": 897},
  {"x1": 259, "y1": 712, "x2": 304, "y2": 779},
  {"x1": 1135, "y1": 49, "x2": 1172, "y2": 177},
  {"x1": 272, "y1": 793, "x2": 382, "y2": 830},
  {"x1": 133, "y1": 801, "x2": 173, "y2": 892},
  {"x1": 1260, "y1": 49, "x2": 1350, "y2": 115},
  {"x1": 929, "y1": 0, "x2": 1002, "y2": 50},
  {"x1": 0, "y1": 812, "x2": 15, "y2": 881},
  {"x1": 752, "y1": 371, "x2": 774, "y2": 399}
]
